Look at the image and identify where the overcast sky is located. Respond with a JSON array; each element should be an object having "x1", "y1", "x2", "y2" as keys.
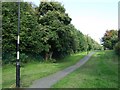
[{"x1": 24, "y1": 0, "x2": 119, "y2": 44}]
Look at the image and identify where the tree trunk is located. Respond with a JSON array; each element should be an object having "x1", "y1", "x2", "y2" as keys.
[
  {"x1": 45, "y1": 52, "x2": 49, "y2": 61},
  {"x1": 49, "y1": 52, "x2": 53, "y2": 60}
]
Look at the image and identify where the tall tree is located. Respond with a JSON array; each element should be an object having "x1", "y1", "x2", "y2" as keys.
[
  {"x1": 102, "y1": 30, "x2": 118, "y2": 50},
  {"x1": 2, "y1": 2, "x2": 40, "y2": 63},
  {"x1": 37, "y1": 1, "x2": 73, "y2": 60}
]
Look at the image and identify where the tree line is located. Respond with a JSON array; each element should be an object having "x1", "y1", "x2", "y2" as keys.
[{"x1": 2, "y1": 1, "x2": 102, "y2": 64}]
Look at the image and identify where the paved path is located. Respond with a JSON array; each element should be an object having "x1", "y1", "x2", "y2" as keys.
[{"x1": 30, "y1": 52, "x2": 95, "y2": 88}]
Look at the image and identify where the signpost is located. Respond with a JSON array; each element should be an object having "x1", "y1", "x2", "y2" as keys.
[{"x1": 16, "y1": 1, "x2": 20, "y2": 88}]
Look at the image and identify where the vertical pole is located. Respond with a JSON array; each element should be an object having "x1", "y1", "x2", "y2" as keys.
[{"x1": 16, "y1": 1, "x2": 20, "y2": 88}]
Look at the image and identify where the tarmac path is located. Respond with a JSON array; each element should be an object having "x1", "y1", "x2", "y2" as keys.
[{"x1": 30, "y1": 52, "x2": 95, "y2": 88}]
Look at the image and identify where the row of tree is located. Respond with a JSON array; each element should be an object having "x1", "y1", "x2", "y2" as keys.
[{"x1": 2, "y1": 1, "x2": 102, "y2": 64}]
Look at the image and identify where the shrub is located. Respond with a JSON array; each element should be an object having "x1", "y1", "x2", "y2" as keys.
[
  {"x1": 114, "y1": 41, "x2": 120, "y2": 55},
  {"x1": 20, "y1": 53, "x2": 28, "y2": 63},
  {"x1": 2, "y1": 52, "x2": 16, "y2": 64}
]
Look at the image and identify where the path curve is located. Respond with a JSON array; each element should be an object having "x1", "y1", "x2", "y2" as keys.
[{"x1": 30, "y1": 52, "x2": 95, "y2": 88}]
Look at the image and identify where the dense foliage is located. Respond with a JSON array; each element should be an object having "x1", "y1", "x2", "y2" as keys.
[
  {"x1": 114, "y1": 29, "x2": 120, "y2": 55},
  {"x1": 102, "y1": 29, "x2": 119, "y2": 55},
  {"x1": 2, "y1": 2, "x2": 40, "y2": 63},
  {"x1": 102, "y1": 30, "x2": 118, "y2": 50},
  {"x1": 2, "y1": 1, "x2": 101, "y2": 64}
]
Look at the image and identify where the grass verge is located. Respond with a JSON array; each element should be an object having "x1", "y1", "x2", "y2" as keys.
[
  {"x1": 2, "y1": 52, "x2": 87, "y2": 88},
  {"x1": 52, "y1": 50, "x2": 118, "y2": 88},
  {"x1": 0, "y1": 67, "x2": 2, "y2": 89}
]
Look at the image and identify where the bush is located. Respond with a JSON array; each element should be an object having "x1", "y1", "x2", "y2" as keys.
[
  {"x1": 2, "y1": 52, "x2": 16, "y2": 64},
  {"x1": 20, "y1": 53, "x2": 28, "y2": 63},
  {"x1": 2, "y1": 52, "x2": 29, "y2": 65},
  {"x1": 114, "y1": 41, "x2": 120, "y2": 55}
]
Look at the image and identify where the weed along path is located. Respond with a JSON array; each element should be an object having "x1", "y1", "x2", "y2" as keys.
[{"x1": 30, "y1": 52, "x2": 95, "y2": 88}]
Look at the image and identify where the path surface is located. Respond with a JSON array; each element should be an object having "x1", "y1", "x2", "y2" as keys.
[{"x1": 30, "y1": 52, "x2": 95, "y2": 88}]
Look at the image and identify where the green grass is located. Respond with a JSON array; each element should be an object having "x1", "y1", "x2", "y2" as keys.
[
  {"x1": 2, "y1": 52, "x2": 87, "y2": 88},
  {"x1": 0, "y1": 67, "x2": 2, "y2": 89},
  {"x1": 52, "y1": 50, "x2": 118, "y2": 88}
]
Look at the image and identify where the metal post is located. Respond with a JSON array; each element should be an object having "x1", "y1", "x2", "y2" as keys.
[{"x1": 16, "y1": 1, "x2": 20, "y2": 88}]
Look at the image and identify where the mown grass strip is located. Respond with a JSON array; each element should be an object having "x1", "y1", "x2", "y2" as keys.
[
  {"x1": 52, "y1": 50, "x2": 118, "y2": 88},
  {"x1": 2, "y1": 52, "x2": 87, "y2": 88}
]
